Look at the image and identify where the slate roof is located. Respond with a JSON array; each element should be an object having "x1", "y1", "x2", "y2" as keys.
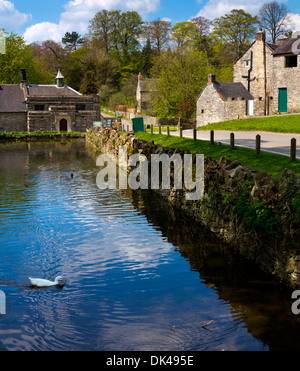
[
  {"x1": 213, "y1": 81, "x2": 254, "y2": 101},
  {"x1": 272, "y1": 36, "x2": 300, "y2": 55},
  {"x1": 26, "y1": 85, "x2": 81, "y2": 96},
  {"x1": 0, "y1": 85, "x2": 26, "y2": 112}
]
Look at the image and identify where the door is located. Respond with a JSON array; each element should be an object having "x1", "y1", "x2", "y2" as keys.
[
  {"x1": 247, "y1": 100, "x2": 254, "y2": 116},
  {"x1": 278, "y1": 88, "x2": 288, "y2": 113},
  {"x1": 59, "y1": 118, "x2": 68, "y2": 132}
]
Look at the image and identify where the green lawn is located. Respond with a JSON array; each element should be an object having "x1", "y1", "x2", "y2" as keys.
[
  {"x1": 135, "y1": 132, "x2": 300, "y2": 179},
  {"x1": 197, "y1": 114, "x2": 300, "y2": 134}
]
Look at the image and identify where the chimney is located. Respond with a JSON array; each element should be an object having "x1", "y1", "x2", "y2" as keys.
[
  {"x1": 256, "y1": 29, "x2": 265, "y2": 42},
  {"x1": 277, "y1": 34, "x2": 289, "y2": 46},
  {"x1": 20, "y1": 69, "x2": 27, "y2": 83},
  {"x1": 138, "y1": 72, "x2": 142, "y2": 82},
  {"x1": 208, "y1": 74, "x2": 216, "y2": 85}
]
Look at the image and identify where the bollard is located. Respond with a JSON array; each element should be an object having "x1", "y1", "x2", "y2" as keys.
[
  {"x1": 180, "y1": 128, "x2": 183, "y2": 138},
  {"x1": 210, "y1": 130, "x2": 214, "y2": 145},
  {"x1": 193, "y1": 128, "x2": 197, "y2": 141},
  {"x1": 256, "y1": 134, "x2": 261, "y2": 155},
  {"x1": 159, "y1": 124, "x2": 161, "y2": 134},
  {"x1": 151, "y1": 124, "x2": 153, "y2": 134},
  {"x1": 167, "y1": 127, "x2": 170, "y2": 136},
  {"x1": 230, "y1": 133, "x2": 235, "y2": 149},
  {"x1": 291, "y1": 138, "x2": 297, "y2": 162},
  {"x1": 127, "y1": 125, "x2": 129, "y2": 132}
]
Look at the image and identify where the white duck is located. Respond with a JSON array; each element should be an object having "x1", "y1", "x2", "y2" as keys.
[{"x1": 29, "y1": 276, "x2": 66, "y2": 288}]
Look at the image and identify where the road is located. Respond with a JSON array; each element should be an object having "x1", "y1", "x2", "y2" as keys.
[{"x1": 166, "y1": 129, "x2": 300, "y2": 159}]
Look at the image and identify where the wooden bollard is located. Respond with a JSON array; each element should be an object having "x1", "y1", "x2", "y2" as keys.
[
  {"x1": 180, "y1": 128, "x2": 183, "y2": 138},
  {"x1": 291, "y1": 138, "x2": 296, "y2": 162},
  {"x1": 193, "y1": 128, "x2": 197, "y2": 141},
  {"x1": 159, "y1": 124, "x2": 161, "y2": 134},
  {"x1": 151, "y1": 124, "x2": 153, "y2": 134},
  {"x1": 167, "y1": 127, "x2": 170, "y2": 136},
  {"x1": 230, "y1": 133, "x2": 235, "y2": 149},
  {"x1": 127, "y1": 125, "x2": 129, "y2": 132},
  {"x1": 210, "y1": 130, "x2": 214, "y2": 145},
  {"x1": 256, "y1": 134, "x2": 261, "y2": 155}
]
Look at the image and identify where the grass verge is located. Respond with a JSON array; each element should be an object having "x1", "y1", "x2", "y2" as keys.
[
  {"x1": 135, "y1": 132, "x2": 300, "y2": 179},
  {"x1": 197, "y1": 115, "x2": 300, "y2": 134}
]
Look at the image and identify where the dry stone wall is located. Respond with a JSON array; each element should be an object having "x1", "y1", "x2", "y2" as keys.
[{"x1": 87, "y1": 127, "x2": 300, "y2": 289}]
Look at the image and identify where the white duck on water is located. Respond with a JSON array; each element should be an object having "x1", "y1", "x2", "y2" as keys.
[{"x1": 29, "y1": 276, "x2": 66, "y2": 288}]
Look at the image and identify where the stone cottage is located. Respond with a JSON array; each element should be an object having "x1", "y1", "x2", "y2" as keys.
[
  {"x1": 0, "y1": 69, "x2": 101, "y2": 133},
  {"x1": 136, "y1": 72, "x2": 157, "y2": 113},
  {"x1": 197, "y1": 74, "x2": 254, "y2": 126},
  {"x1": 197, "y1": 30, "x2": 300, "y2": 127}
]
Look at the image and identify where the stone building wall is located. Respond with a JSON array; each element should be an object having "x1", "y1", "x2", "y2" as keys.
[
  {"x1": 233, "y1": 37, "x2": 277, "y2": 116},
  {"x1": 0, "y1": 113, "x2": 27, "y2": 132},
  {"x1": 197, "y1": 84, "x2": 248, "y2": 126},
  {"x1": 272, "y1": 55, "x2": 300, "y2": 113}
]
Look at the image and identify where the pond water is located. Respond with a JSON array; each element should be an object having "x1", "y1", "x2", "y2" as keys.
[{"x1": 0, "y1": 141, "x2": 299, "y2": 351}]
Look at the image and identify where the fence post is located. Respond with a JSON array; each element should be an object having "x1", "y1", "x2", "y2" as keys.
[
  {"x1": 230, "y1": 133, "x2": 235, "y2": 149},
  {"x1": 256, "y1": 134, "x2": 261, "y2": 155},
  {"x1": 193, "y1": 128, "x2": 197, "y2": 141},
  {"x1": 291, "y1": 138, "x2": 296, "y2": 162},
  {"x1": 210, "y1": 130, "x2": 214, "y2": 145}
]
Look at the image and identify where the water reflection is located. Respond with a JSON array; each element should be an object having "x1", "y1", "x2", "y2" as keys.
[{"x1": 0, "y1": 141, "x2": 299, "y2": 351}]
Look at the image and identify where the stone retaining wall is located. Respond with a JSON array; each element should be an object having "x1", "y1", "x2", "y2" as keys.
[{"x1": 87, "y1": 127, "x2": 300, "y2": 289}]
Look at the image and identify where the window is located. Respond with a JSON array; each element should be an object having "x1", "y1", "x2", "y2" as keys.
[
  {"x1": 285, "y1": 55, "x2": 297, "y2": 68},
  {"x1": 76, "y1": 104, "x2": 86, "y2": 111},
  {"x1": 34, "y1": 105, "x2": 45, "y2": 111},
  {"x1": 245, "y1": 60, "x2": 250, "y2": 67},
  {"x1": 201, "y1": 109, "x2": 204, "y2": 113}
]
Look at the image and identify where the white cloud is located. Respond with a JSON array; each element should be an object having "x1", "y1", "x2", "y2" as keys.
[
  {"x1": 0, "y1": 0, "x2": 31, "y2": 30},
  {"x1": 196, "y1": 0, "x2": 262, "y2": 19},
  {"x1": 288, "y1": 13, "x2": 300, "y2": 32},
  {"x1": 23, "y1": 0, "x2": 160, "y2": 43}
]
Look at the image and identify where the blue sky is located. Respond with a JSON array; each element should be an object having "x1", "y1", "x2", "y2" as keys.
[{"x1": 1, "y1": 0, "x2": 300, "y2": 43}]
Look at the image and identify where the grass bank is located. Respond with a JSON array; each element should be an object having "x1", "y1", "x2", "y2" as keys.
[
  {"x1": 197, "y1": 114, "x2": 300, "y2": 134},
  {"x1": 135, "y1": 132, "x2": 300, "y2": 179}
]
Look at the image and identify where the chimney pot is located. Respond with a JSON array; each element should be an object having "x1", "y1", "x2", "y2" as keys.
[{"x1": 208, "y1": 74, "x2": 216, "y2": 85}]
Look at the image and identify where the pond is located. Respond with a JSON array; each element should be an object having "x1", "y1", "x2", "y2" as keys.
[{"x1": 0, "y1": 141, "x2": 299, "y2": 351}]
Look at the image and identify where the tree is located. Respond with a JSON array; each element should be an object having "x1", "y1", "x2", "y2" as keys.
[
  {"x1": 150, "y1": 50, "x2": 210, "y2": 118},
  {"x1": 170, "y1": 22, "x2": 199, "y2": 49},
  {"x1": 62, "y1": 31, "x2": 84, "y2": 50},
  {"x1": 79, "y1": 70, "x2": 99, "y2": 95},
  {"x1": 258, "y1": 1, "x2": 291, "y2": 43},
  {"x1": 0, "y1": 31, "x2": 51, "y2": 84},
  {"x1": 144, "y1": 19, "x2": 171, "y2": 54},
  {"x1": 212, "y1": 9, "x2": 258, "y2": 61},
  {"x1": 88, "y1": 9, "x2": 114, "y2": 54}
]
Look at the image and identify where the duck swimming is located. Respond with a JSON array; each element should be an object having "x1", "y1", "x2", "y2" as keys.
[{"x1": 29, "y1": 276, "x2": 66, "y2": 288}]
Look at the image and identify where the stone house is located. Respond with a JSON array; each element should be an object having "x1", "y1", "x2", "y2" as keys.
[
  {"x1": 136, "y1": 72, "x2": 157, "y2": 113},
  {"x1": 197, "y1": 30, "x2": 300, "y2": 127},
  {"x1": 0, "y1": 69, "x2": 101, "y2": 133},
  {"x1": 197, "y1": 74, "x2": 254, "y2": 126}
]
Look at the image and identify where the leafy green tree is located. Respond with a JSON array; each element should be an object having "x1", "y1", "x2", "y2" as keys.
[
  {"x1": 62, "y1": 31, "x2": 84, "y2": 50},
  {"x1": 212, "y1": 9, "x2": 258, "y2": 61},
  {"x1": 170, "y1": 22, "x2": 199, "y2": 49},
  {"x1": 150, "y1": 50, "x2": 210, "y2": 118},
  {"x1": 0, "y1": 30, "x2": 51, "y2": 84}
]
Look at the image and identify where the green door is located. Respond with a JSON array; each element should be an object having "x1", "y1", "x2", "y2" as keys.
[
  {"x1": 132, "y1": 117, "x2": 144, "y2": 133},
  {"x1": 278, "y1": 88, "x2": 288, "y2": 113}
]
